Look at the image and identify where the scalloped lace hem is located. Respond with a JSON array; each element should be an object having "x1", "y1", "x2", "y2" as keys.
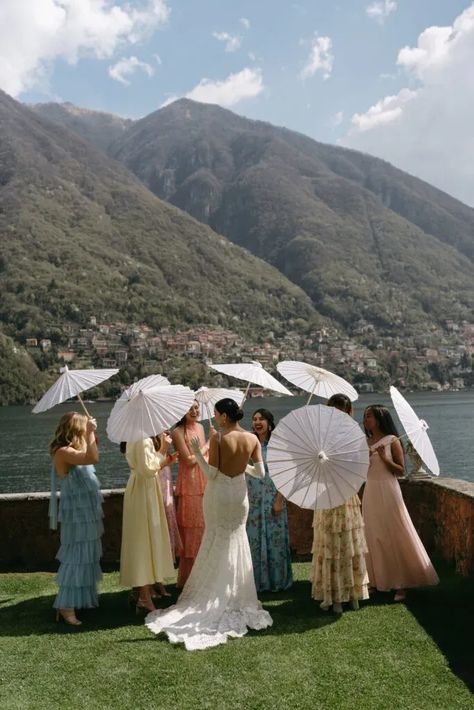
[{"x1": 145, "y1": 606, "x2": 272, "y2": 651}]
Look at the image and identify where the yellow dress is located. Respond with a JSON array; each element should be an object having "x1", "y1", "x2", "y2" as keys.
[{"x1": 120, "y1": 439, "x2": 175, "y2": 588}]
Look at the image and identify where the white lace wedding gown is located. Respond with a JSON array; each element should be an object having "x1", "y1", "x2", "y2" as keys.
[{"x1": 145, "y1": 469, "x2": 273, "y2": 650}]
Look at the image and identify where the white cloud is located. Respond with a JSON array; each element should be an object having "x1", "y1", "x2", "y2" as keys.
[
  {"x1": 301, "y1": 35, "x2": 333, "y2": 80},
  {"x1": 366, "y1": 1, "x2": 397, "y2": 24},
  {"x1": 350, "y1": 89, "x2": 417, "y2": 131},
  {"x1": 212, "y1": 31, "x2": 241, "y2": 53},
  {"x1": 108, "y1": 56, "x2": 154, "y2": 85},
  {"x1": 240, "y1": 17, "x2": 250, "y2": 30},
  {"x1": 185, "y1": 68, "x2": 263, "y2": 106},
  {"x1": 342, "y1": 3, "x2": 474, "y2": 206},
  {"x1": 161, "y1": 68, "x2": 264, "y2": 108},
  {"x1": 0, "y1": 0, "x2": 169, "y2": 97}
]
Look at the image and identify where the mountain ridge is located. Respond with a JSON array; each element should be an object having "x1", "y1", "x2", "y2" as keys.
[
  {"x1": 0, "y1": 90, "x2": 319, "y2": 401},
  {"x1": 103, "y1": 98, "x2": 474, "y2": 331}
]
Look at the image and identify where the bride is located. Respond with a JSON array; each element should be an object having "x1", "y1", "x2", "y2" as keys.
[{"x1": 145, "y1": 398, "x2": 273, "y2": 650}]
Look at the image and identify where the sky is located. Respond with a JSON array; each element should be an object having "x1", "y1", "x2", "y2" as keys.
[{"x1": 1, "y1": 0, "x2": 474, "y2": 206}]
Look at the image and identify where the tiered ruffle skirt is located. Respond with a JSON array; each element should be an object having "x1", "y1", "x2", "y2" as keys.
[
  {"x1": 310, "y1": 495, "x2": 369, "y2": 606},
  {"x1": 54, "y1": 469, "x2": 103, "y2": 609}
]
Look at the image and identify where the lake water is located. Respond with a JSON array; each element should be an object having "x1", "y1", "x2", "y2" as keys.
[{"x1": 0, "y1": 391, "x2": 473, "y2": 494}]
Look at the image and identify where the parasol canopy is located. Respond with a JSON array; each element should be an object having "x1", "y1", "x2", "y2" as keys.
[
  {"x1": 106, "y1": 377, "x2": 195, "y2": 444},
  {"x1": 267, "y1": 404, "x2": 369, "y2": 510},
  {"x1": 209, "y1": 360, "x2": 292, "y2": 399},
  {"x1": 389, "y1": 386, "x2": 440, "y2": 476},
  {"x1": 194, "y1": 386, "x2": 245, "y2": 421},
  {"x1": 277, "y1": 360, "x2": 358, "y2": 404},
  {"x1": 32, "y1": 365, "x2": 119, "y2": 415}
]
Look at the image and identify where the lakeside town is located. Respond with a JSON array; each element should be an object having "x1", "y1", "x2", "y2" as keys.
[{"x1": 23, "y1": 315, "x2": 474, "y2": 394}]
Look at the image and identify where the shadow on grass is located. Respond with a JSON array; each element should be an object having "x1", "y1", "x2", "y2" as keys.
[
  {"x1": 0, "y1": 580, "x2": 338, "y2": 639},
  {"x1": 0, "y1": 588, "x2": 179, "y2": 637},
  {"x1": 404, "y1": 570, "x2": 474, "y2": 693},
  {"x1": 363, "y1": 566, "x2": 474, "y2": 693}
]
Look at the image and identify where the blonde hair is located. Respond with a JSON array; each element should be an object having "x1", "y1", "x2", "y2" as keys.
[{"x1": 49, "y1": 412, "x2": 88, "y2": 456}]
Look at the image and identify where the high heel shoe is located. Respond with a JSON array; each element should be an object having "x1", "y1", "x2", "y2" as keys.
[
  {"x1": 56, "y1": 609, "x2": 82, "y2": 626},
  {"x1": 350, "y1": 599, "x2": 359, "y2": 611},
  {"x1": 333, "y1": 602, "x2": 343, "y2": 615},
  {"x1": 135, "y1": 599, "x2": 156, "y2": 616}
]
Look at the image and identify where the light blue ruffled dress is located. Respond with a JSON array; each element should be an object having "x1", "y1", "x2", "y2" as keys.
[
  {"x1": 49, "y1": 464, "x2": 103, "y2": 609},
  {"x1": 246, "y1": 442, "x2": 293, "y2": 592}
]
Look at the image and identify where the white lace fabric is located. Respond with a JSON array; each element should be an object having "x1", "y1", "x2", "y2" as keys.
[{"x1": 145, "y1": 471, "x2": 273, "y2": 650}]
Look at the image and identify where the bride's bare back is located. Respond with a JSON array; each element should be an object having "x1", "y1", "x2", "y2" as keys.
[{"x1": 209, "y1": 429, "x2": 262, "y2": 477}]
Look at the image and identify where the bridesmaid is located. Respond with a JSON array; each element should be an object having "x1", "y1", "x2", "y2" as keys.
[
  {"x1": 153, "y1": 432, "x2": 182, "y2": 568},
  {"x1": 246, "y1": 408, "x2": 293, "y2": 592},
  {"x1": 172, "y1": 401, "x2": 211, "y2": 588},
  {"x1": 120, "y1": 435, "x2": 176, "y2": 613},
  {"x1": 310, "y1": 394, "x2": 369, "y2": 614},
  {"x1": 362, "y1": 404, "x2": 439, "y2": 601},
  {"x1": 49, "y1": 412, "x2": 102, "y2": 626}
]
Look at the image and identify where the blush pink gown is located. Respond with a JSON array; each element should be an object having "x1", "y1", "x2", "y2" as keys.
[
  {"x1": 159, "y1": 466, "x2": 182, "y2": 564},
  {"x1": 362, "y1": 435, "x2": 439, "y2": 591}
]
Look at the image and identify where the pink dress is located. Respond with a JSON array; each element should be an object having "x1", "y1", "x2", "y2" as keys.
[
  {"x1": 159, "y1": 466, "x2": 182, "y2": 564},
  {"x1": 362, "y1": 435, "x2": 439, "y2": 591},
  {"x1": 174, "y1": 423, "x2": 207, "y2": 588}
]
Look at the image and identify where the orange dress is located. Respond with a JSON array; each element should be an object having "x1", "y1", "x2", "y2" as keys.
[
  {"x1": 362, "y1": 435, "x2": 439, "y2": 591},
  {"x1": 174, "y1": 423, "x2": 207, "y2": 587}
]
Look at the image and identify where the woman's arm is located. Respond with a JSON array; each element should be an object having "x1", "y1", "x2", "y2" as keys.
[
  {"x1": 376, "y1": 438, "x2": 405, "y2": 476},
  {"x1": 128, "y1": 438, "x2": 166, "y2": 476},
  {"x1": 272, "y1": 491, "x2": 285, "y2": 516},
  {"x1": 172, "y1": 427, "x2": 196, "y2": 466},
  {"x1": 54, "y1": 419, "x2": 99, "y2": 474},
  {"x1": 208, "y1": 433, "x2": 219, "y2": 469},
  {"x1": 190, "y1": 435, "x2": 218, "y2": 480},
  {"x1": 246, "y1": 437, "x2": 265, "y2": 479}
]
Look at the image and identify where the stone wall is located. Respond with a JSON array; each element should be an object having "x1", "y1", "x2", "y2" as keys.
[{"x1": 0, "y1": 477, "x2": 473, "y2": 576}]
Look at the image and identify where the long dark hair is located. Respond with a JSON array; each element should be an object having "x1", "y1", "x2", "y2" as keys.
[
  {"x1": 326, "y1": 394, "x2": 352, "y2": 414},
  {"x1": 364, "y1": 405, "x2": 399, "y2": 438},
  {"x1": 252, "y1": 408, "x2": 275, "y2": 441}
]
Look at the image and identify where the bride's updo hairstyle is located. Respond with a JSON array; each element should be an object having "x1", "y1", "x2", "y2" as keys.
[{"x1": 214, "y1": 398, "x2": 244, "y2": 422}]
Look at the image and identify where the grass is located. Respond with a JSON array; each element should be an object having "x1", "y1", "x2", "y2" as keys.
[{"x1": 0, "y1": 563, "x2": 473, "y2": 710}]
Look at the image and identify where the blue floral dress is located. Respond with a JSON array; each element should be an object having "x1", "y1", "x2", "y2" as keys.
[
  {"x1": 246, "y1": 441, "x2": 293, "y2": 592},
  {"x1": 49, "y1": 464, "x2": 103, "y2": 609}
]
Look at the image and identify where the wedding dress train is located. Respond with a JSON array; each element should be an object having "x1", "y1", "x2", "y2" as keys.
[{"x1": 145, "y1": 469, "x2": 273, "y2": 650}]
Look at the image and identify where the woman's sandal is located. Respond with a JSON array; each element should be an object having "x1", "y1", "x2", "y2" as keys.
[
  {"x1": 394, "y1": 590, "x2": 406, "y2": 602},
  {"x1": 56, "y1": 609, "x2": 82, "y2": 626},
  {"x1": 135, "y1": 599, "x2": 156, "y2": 615}
]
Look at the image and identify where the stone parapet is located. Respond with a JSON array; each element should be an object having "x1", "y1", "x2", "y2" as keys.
[{"x1": 0, "y1": 478, "x2": 473, "y2": 576}]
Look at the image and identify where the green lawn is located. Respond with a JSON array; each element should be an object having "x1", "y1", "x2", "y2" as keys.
[{"x1": 0, "y1": 564, "x2": 472, "y2": 710}]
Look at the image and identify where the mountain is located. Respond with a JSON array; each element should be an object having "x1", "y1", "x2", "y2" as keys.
[
  {"x1": 108, "y1": 99, "x2": 474, "y2": 332},
  {"x1": 30, "y1": 102, "x2": 134, "y2": 152},
  {"x1": 0, "y1": 91, "x2": 317, "y2": 376},
  {"x1": 0, "y1": 333, "x2": 47, "y2": 405}
]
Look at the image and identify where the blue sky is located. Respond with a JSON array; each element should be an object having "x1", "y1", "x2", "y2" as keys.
[{"x1": 1, "y1": 1, "x2": 474, "y2": 204}]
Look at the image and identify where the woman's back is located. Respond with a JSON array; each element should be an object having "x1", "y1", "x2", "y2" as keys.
[{"x1": 215, "y1": 431, "x2": 259, "y2": 477}]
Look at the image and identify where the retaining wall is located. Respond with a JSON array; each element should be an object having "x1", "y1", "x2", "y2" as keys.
[{"x1": 0, "y1": 477, "x2": 473, "y2": 576}]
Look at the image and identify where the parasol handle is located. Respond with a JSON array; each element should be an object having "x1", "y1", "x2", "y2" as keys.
[
  {"x1": 76, "y1": 392, "x2": 91, "y2": 418},
  {"x1": 241, "y1": 381, "x2": 251, "y2": 405},
  {"x1": 205, "y1": 403, "x2": 213, "y2": 428},
  {"x1": 306, "y1": 380, "x2": 317, "y2": 406}
]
